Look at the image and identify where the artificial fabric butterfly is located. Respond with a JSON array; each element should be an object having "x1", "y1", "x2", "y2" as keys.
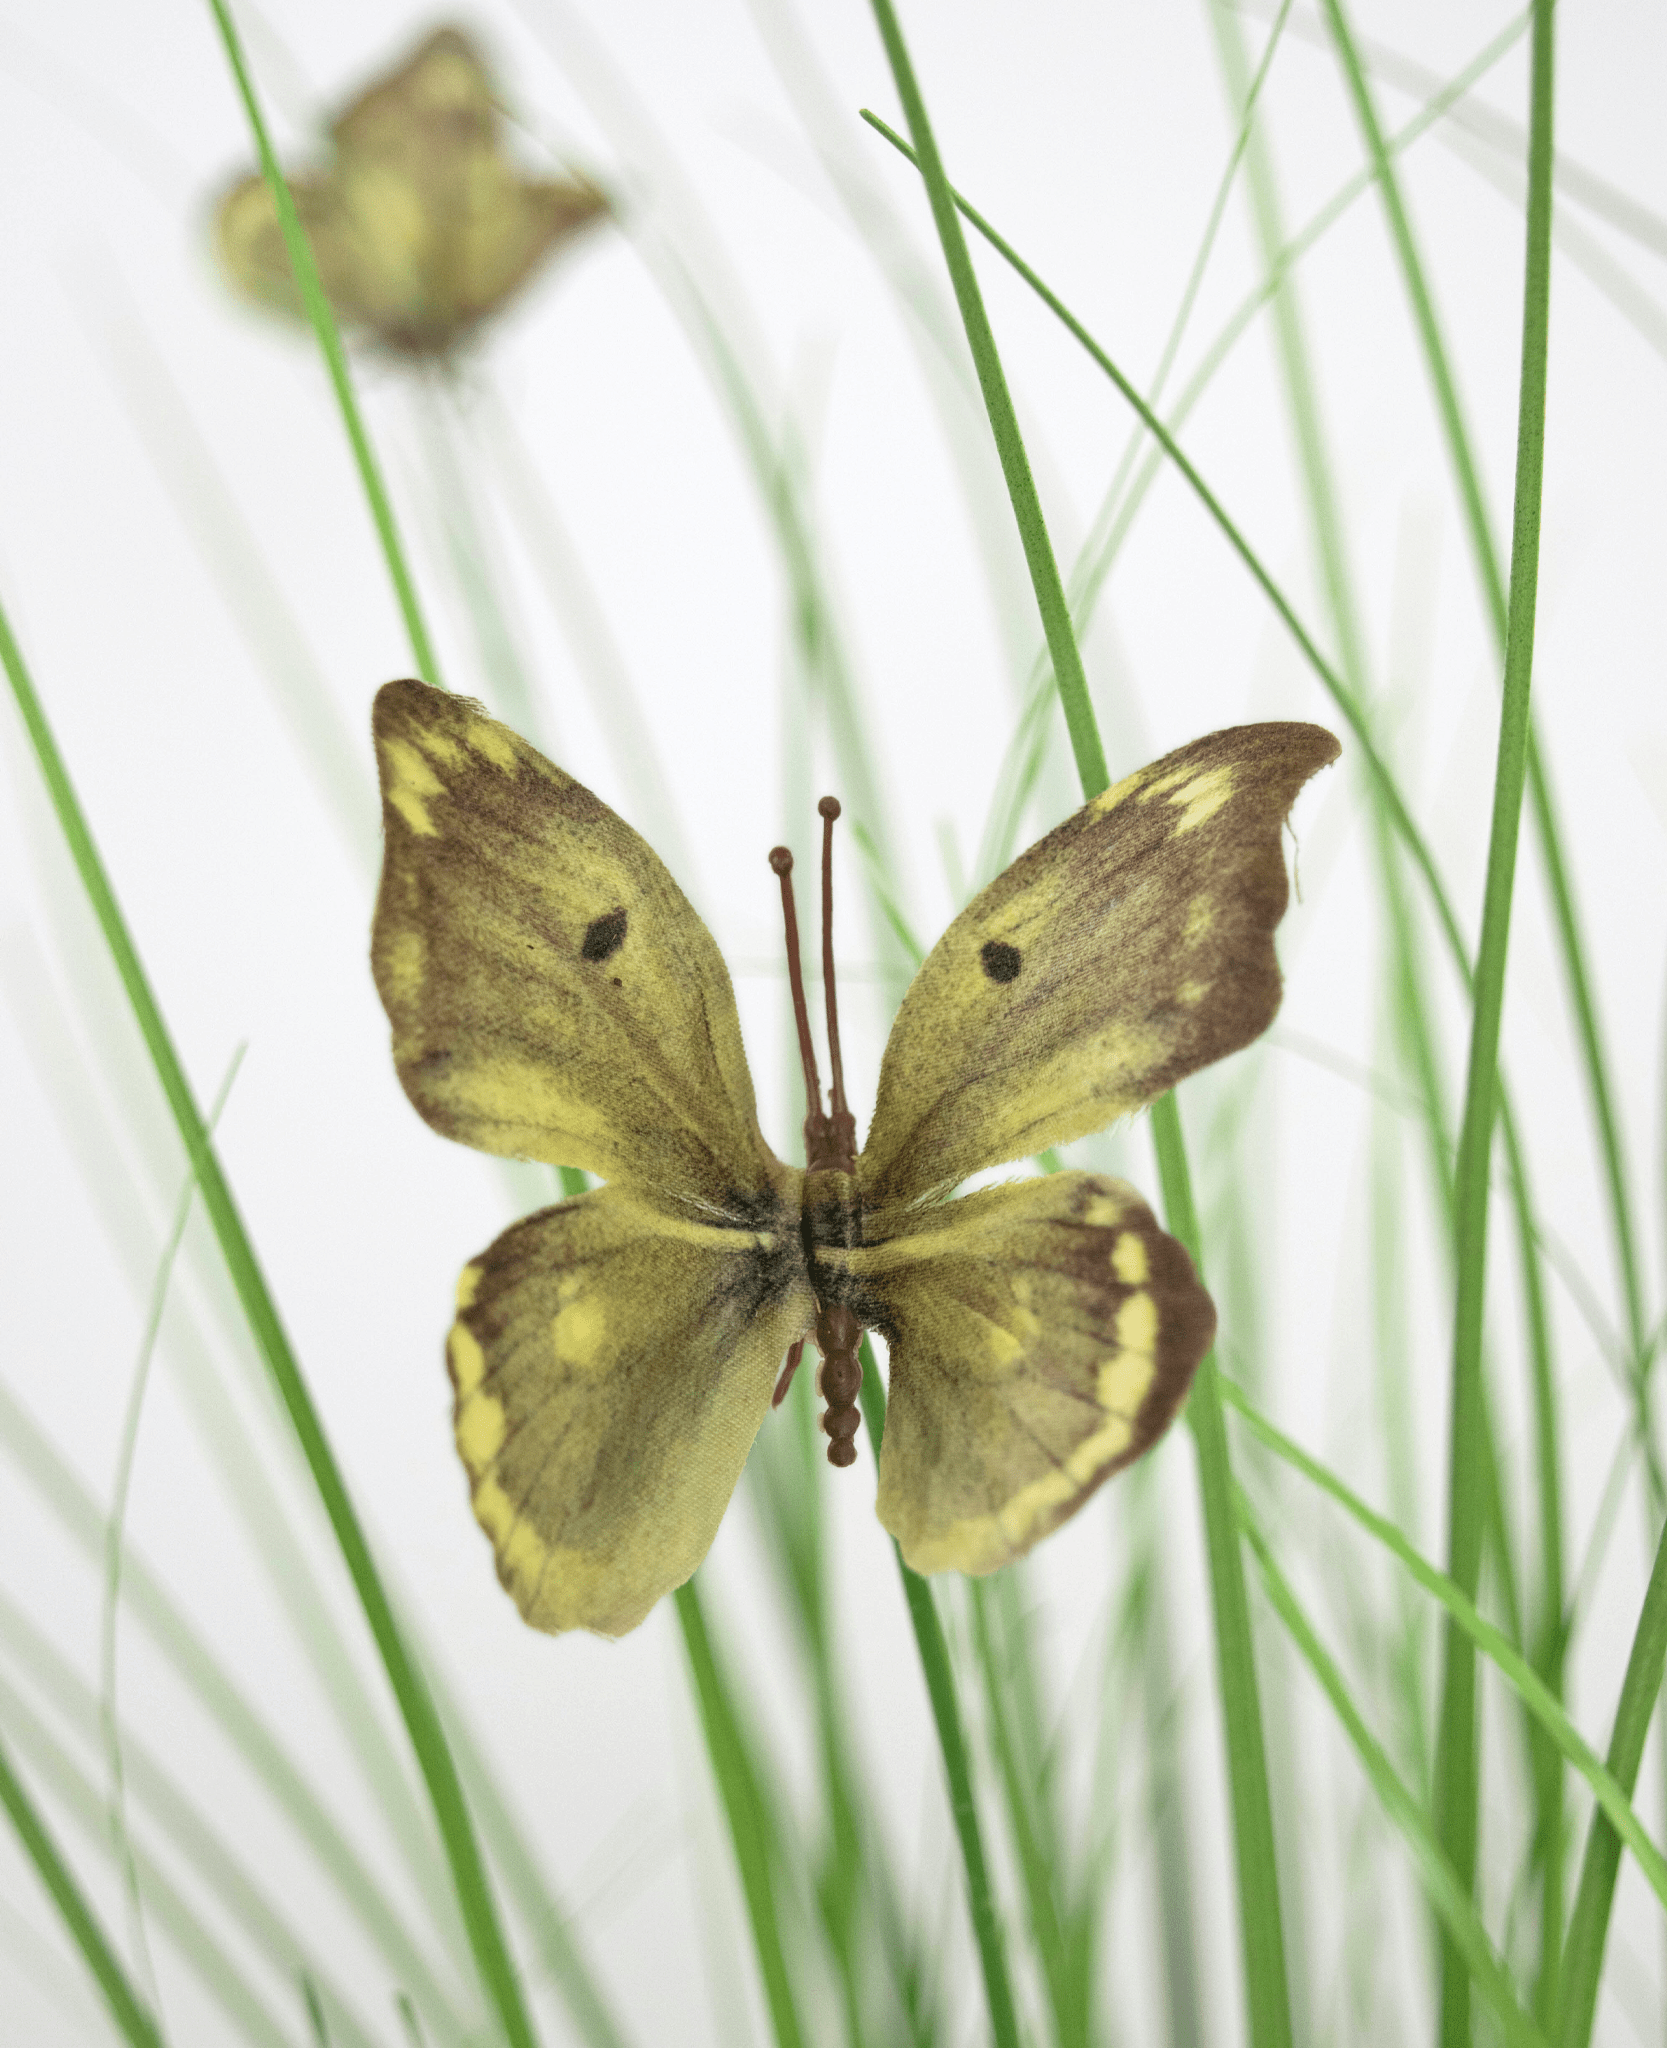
[
  {"x1": 371, "y1": 678, "x2": 1338, "y2": 1637},
  {"x1": 216, "y1": 26, "x2": 608, "y2": 360}
]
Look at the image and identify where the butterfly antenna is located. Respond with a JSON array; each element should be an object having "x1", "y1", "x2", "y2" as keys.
[
  {"x1": 770, "y1": 847, "x2": 823, "y2": 1118},
  {"x1": 818, "y1": 798, "x2": 848, "y2": 1118}
]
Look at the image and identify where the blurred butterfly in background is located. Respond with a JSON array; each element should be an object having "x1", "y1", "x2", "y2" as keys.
[
  {"x1": 215, "y1": 26, "x2": 608, "y2": 359},
  {"x1": 371, "y1": 679, "x2": 1338, "y2": 1637}
]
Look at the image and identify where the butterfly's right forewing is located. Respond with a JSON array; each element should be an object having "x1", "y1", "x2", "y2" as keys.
[{"x1": 858, "y1": 722, "x2": 1340, "y2": 1206}]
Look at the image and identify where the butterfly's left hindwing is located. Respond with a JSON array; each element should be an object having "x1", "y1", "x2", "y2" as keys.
[
  {"x1": 372, "y1": 679, "x2": 778, "y2": 1202},
  {"x1": 451, "y1": 1181, "x2": 814, "y2": 1638},
  {"x1": 830, "y1": 1174, "x2": 1214, "y2": 1575}
]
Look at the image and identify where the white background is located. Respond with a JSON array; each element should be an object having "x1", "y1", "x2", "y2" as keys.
[{"x1": 2, "y1": 2, "x2": 1665, "y2": 2043}]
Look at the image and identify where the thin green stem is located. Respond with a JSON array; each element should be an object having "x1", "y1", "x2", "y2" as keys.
[
  {"x1": 1430, "y1": 7, "x2": 1556, "y2": 2042},
  {"x1": 1219, "y1": 1381, "x2": 1667, "y2": 1909},
  {"x1": 202, "y1": 0, "x2": 442, "y2": 686},
  {"x1": 859, "y1": 1359, "x2": 1021, "y2": 2048},
  {"x1": 0, "y1": 1727, "x2": 164, "y2": 2048},
  {"x1": 1557, "y1": 1514, "x2": 1667, "y2": 2048},
  {"x1": 1235, "y1": 1504, "x2": 1548, "y2": 2048},
  {"x1": 0, "y1": 595, "x2": 535, "y2": 2048},
  {"x1": 862, "y1": 11, "x2": 1291, "y2": 2039},
  {"x1": 673, "y1": 1581, "x2": 806, "y2": 2048}
]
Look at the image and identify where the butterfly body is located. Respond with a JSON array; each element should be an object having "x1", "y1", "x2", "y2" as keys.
[{"x1": 371, "y1": 679, "x2": 1338, "y2": 1635}]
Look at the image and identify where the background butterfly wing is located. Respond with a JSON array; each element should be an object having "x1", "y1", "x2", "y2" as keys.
[
  {"x1": 858, "y1": 723, "x2": 1340, "y2": 1207},
  {"x1": 372, "y1": 678, "x2": 776, "y2": 1200},
  {"x1": 451, "y1": 1182, "x2": 814, "y2": 1637},
  {"x1": 834, "y1": 1174, "x2": 1214, "y2": 1575}
]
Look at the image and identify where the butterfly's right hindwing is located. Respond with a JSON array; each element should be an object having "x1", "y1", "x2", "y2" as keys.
[
  {"x1": 451, "y1": 1180, "x2": 814, "y2": 1637},
  {"x1": 372, "y1": 679, "x2": 776, "y2": 1203},
  {"x1": 831, "y1": 1174, "x2": 1214, "y2": 1575}
]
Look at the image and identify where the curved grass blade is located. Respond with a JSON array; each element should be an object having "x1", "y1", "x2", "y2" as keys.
[
  {"x1": 673, "y1": 1580, "x2": 807, "y2": 2048},
  {"x1": 0, "y1": 1723, "x2": 163, "y2": 2048},
  {"x1": 1, "y1": 1608, "x2": 392, "y2": 2048},
  {"x1": 0, "y1": 598, "x2": 537, "y2": 2048},
  {"x1": 202, "y1": 0, "x2": 441, "y2": 686},
  {"x1": 858, "y1": 1358, "x2": 1021, "y2": 2048},
  {"x1": 1218, "y1": 1383, "x2": 1667, "y2": 1911},
  {"x1": 0, "y1": 1381, "x2": 472, "y2": 2042},
  {"x1": 101, "y1": 1045, "x2": 244, "y2": 2030},
  {"x1": 860, "y1": 9, "x2": 1292, "y2": 2040},
  {"x1": 1423, "y1": 8, "x2": 1557, "y2": 2038},
  {"x1": 1557, "y1": 1513, "x2": 1667, "y2": 2048},
  {"x1": 1234, "y1": 1500, "x2": 1549, "y2": 2048}
]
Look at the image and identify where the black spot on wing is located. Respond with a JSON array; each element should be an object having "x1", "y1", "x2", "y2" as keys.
[
  {"x1": 581, "y1": 907, "x2": 628, "y2": 962},
  {"x1": 980, "y1": 939, "x2": 1022, "y2": 984}
]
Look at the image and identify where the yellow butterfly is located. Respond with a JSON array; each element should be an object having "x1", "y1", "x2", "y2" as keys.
[
  {"x1": 371, "y1": 679, "x2": 1338, "y2": 1637},
  {"x1": 215, "y1": 27, "x2": 607, "y2": 359}
]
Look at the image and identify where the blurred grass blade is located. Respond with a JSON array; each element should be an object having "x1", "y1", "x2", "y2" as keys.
[
  {"x1": 1218, "y1": 1383, "x2": 1667, "y2": 1909},
  {"x1": 859, "y1": 1358, "x2": 1021, "y2": 2048},
  {"x1": 862, "y1": 8, "x2": 1292, "y2": 2039},
  {"x1": 1235, "y1": 1501, "x2": 1549, "y2": 2048},
  {"x1": 1430, "y1": 7, "x2": 1555, "y2": 2041},
  {"x1": 0, "y1": 1382, "x2": 472, "y2": 2041},
  {"x1": 1557, "y1": 1514, "x2": 1667, "y2": 2048},
  {"x1": 101, "y1": 1044, "x2": 244, "y2": 2029},
  {"x1": 0, "y1": 1724, "x2": 163, "y2": 2048},
  {"x1": 0, "y1": 596, "x2": 536, "y2": 2048},
  {"x1": 673, "y1": 1580, "x2": 807, "y2": 2048},
  {"x1": 0, "y1": 1604, "x2": 397, "y2": 2048},
  {"x1": 202, "y1": 0, "x2": 441, "y2": 686}
]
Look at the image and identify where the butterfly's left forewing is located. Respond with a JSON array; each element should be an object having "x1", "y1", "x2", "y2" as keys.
[
  {"x1": 372, "y1": 679, "x2": 777, "y2": 1202},
  {"x1": 452, "y1": 1181, "x2": 815, "y2": 1637},
  {"x1": 832, "y1": 1174, "x2": 1214, "y2": 1575}
]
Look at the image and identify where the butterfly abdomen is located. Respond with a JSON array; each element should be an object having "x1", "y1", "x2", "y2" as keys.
[{"x1": 801, "y1": 1169, "x2": 868, "y2": 1467}]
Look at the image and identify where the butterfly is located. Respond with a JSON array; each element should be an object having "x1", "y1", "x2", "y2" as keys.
[
  {"x1": 215, "y1": 27, "x2": 608, "y2": 359},
  {"x1": 371, "y1": 678, "x2": 1339, "y2": 1637}
]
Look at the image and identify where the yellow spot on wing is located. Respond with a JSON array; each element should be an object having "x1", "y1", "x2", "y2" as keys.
[
  {"x1": 1184, "y1": 899, "x2": 1214, "y2": 942},
  {"x1": 1116, "y1": 1291, "x2": 1158, "y2": 1354},
  {"x1": 382, "y1": 737, "x2": 445, "y2": 837},
  {"x1": 456, "y1": 1389, "x2": 506, "y2": 1465},
  {"x1": 449, "y1": 1319, "x2": 487, "y2": 1400},
  {"x1": 1081, "y1": 1192, "x2": 1128, "y2": 1229},
  {"x1": 455, "y1": 1264, "x2": 484, "y2": 1313},
  {"x1": 472, "y1": 1474, "x2": 548, "y2": 1588},
  {"x1": 1167, "y1": 764, "x2": 1235, "y2": 834},
  {"x1": 470, "y1": 723, "x2": 518, "y2": 772},
  {"x1": 1111, "y1": 1232, "x2": 1148, "y2": 1285},
  {"x1": 384, "y1": 929, "x2": 426, "y2": 1004},
  {"x1": 1097, "y1": 1349, "x2": 1153, "y2": 1417},
  {"x1": 550, "y1": 1293, "x2": 606, "y2": 1368}
]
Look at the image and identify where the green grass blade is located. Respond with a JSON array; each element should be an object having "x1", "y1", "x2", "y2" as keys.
[
  {"x1": 1150, "y1": 1107, "x2": 1293, "y2": 2048},
  {"x1": 672, "y1": 1580, "x2": 807, "y2": 2048},
  {"x1": 0, "y1": 1724, "x2": 163, "y2": 2048},
  {"x1": 1218, "y1": 1384, "x2": 1667, "y2": 1910},
  {"x1": 101, "y1": 1045, "x2": 243, "y2": 2029},
  {"x1": 858, "y1": 1358, "x2": 1022, "y2": 2048},
  {"x1": 1557, "y1": 1513, "x2": 1667, "y2": 2048},
  {"x1": 862, "y1": 11, "x2": 1293, "y2": 2037},
  {"x1": 1430, "y1": 8, "x2": 1556, "y2": 2040},
  {"x1": 202, "y1": 0, "x2": 442, "y2": 686},
  {"x1": 0, "y1": 1607, "x2": 392, "y2": 2048},
  {"x1": 0, "y1": 1382, "x2": 472, "y2": 2042},
  {"x1": 1235, "y1": 1503, "x2": 1549, "y2": 2048},
  {"x1": 858, "y1": 108, "x2": 1464, "y2": 987},
  {"x1": 0, "y1": 600, "x2": 535, "y2": 2047}
]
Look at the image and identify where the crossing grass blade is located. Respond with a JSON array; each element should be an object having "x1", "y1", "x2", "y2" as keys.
[
  {"x1": 0, "y1": 1723, "x2": 164, "y2": 2048},
  {"x1": 0, "y1": 594, "x2": 539, "y2": 2048},
  {"x1": 860, "y1": 8, "x2": 1293, "y2": 2040},
  {"x1": 858, "y1": 1357, "x2": 1022, "y2": 2048},
  {"x1": 673, "y1": 1581, "x2": 807, "y2": 2048},
  {"x1": 201, "y1": 0, "x2": 441, "y2": 687}
]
